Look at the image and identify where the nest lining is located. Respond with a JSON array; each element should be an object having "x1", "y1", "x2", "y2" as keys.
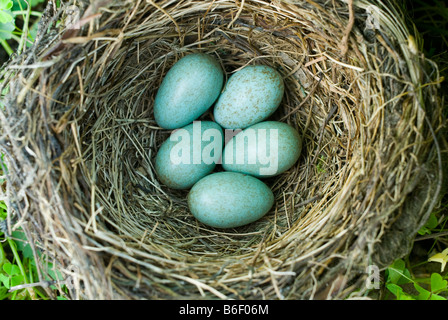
[{"x1": 0, "y1": 0, "x2": 444, "y2": 300}]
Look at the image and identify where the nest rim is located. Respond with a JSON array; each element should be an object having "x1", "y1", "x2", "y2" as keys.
[{"x1": 0, "y1": 0, "x2": 445, "y2": 300}]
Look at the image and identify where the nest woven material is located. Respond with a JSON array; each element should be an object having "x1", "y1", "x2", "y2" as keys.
[{"x1": 0, "y1": 0, "x2": 445, "y2": 299}]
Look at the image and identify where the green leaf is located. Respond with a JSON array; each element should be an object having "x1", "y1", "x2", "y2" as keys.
[
  {"x1": 0, "y1": 0, "x2": 13, "y2": 10},
  {"x1": 418, "y1": 213, "x2": 439, "y2": 235},
  {"x1": 0, "y1": 203, "x2": 7, "y2": 221},
  {"x1": 430, "y1": 273, "x2": 448, "y2": 293},
  {"x1": 0, "y1": 244, "x2": 8, "y2": 267},
  {"x1": 0, "y1": 273, "x2": 10, "y2": 288},
  {"x1": 44, "y1": 262, "x2": 64, "y2": 281},
  {"x1": 386, "y1": 283, "x2": 415, "y2": 300},
  {"x1": 0, "y1": 11, "x2": 12, "y2": 24},
  {"x1": 10, "y1": 274, "x2": 23, "y2": 287},
  {"x1": 430, "y1": 293, "x2": 447, "y2": 300},
  {"x1": 386, "y1": 259, "x2": 412, "y2": 285},
  {"x1": 0, "y1": 0, "x2": 13, "y2": 24},
  {"x1": 386, "y1": 283, "x2": 402, "y2": 295},
  {"x1": 0, "y1": 286, "x2": 8, "y2": 299},
  {"x1": 0, "y1": 15, "x2": 14, "y2": 40},
  {"x1": 414, "y1": 283, "x2": 431, "y2": 300},
  {"x1": 11, "y1": 229, "x2": 34, "y2": 259},
  {"x1": 414, "y1": 281, "x2": 447, "y2": 300},
  {"x1": 12, "y1": 0, "x2": 45, "y2": 11},
  {"x1": 3, "y1": 262, "x2": 20, "y2": 276},
  {"x1": 0, "y1": 206, "x2": 6, "y2": 220}
]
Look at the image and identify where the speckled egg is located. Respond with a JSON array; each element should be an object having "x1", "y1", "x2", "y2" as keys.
[
  {"x1": 213, "y1": 65, "x2": 284, "y2": 129},
  {"x1": 187, "y1": 172, "x2": 274, "y2": 228},
  {"x1": 155, "y1": 121, "x2": 224, "y2": 189},
  {"x1": 221, "y1": 121, "x2": 302, "y2": 178},
  {"x1": 154, "y1": 53, "x2": 224, "y2": 129}
]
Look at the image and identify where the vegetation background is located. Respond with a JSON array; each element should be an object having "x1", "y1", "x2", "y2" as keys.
[{"x1": 0, "y1": 0, "x2": 447, "y2": 300}]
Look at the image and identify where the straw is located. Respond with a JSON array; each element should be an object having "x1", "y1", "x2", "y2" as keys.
[{"x1": 0, "y1": 0, "x2": 444, "y2": 299}]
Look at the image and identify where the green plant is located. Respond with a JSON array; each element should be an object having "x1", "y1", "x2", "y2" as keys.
[
  {"x1": 0, "y1": 0, "x2": 44, "y2": 57},
  {"x1": 0, "y1": 226, "x2": 48, "y2": 299},
  {"x1": 1, "y1": 157, "x2": 69, "y2": 299},
  {"x1": 2, "y1": 149, "x2": 42, "y2": 299},
  {"x1": 1, "y1": 137, "x2": 45, "y2": 299},
  {"x1": 384, "y1": 259, "x2": 447, "y2": 300},
  {"x1": 0, "y1": 0, "x2": 43, "y2": 300},
  {"x1": 418, "y1": 213, "x2": 439, "y2": 236},
  {"x1": 381, "y1": 207, "x2": 448, "y2": 300}
]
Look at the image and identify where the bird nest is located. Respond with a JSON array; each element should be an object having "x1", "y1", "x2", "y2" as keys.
[{"x1": 0, "y1": 0, "x2": 445, "y2": 299}]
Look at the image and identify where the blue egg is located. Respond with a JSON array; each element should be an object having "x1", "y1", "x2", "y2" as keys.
[
  {"x1": 221, "y1": 121, "x2": 302, "y2": 178},
  {"x1": 154, "y1": 53, "x2": 224, "y2": 129},
  {"x1": 187, "y1": 172, "x2": 274, "y2": 228},
  {"x1": 155, "y1": 121, "x2": 224, "y2": 189},
  {"x1": 213, "y1": 65, "x2": 284, "y2": 129}
]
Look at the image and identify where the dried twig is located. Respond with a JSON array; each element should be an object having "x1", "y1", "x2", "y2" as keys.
[
  {"x1": 415, "y1": 231, "x2": 448, "y2": 242},
  {"x1": 8, "y1": 280, "x2": 57, "y2": 292},
  {"x1": 311, "y1": 104, "x2": 339, "y2": 165},
  {"x1": 280, "y1": 72, "x2": 324, "y2": 121},
  {"x1": 339, "y1": 0, "x2": 355, "y2": 56}
]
